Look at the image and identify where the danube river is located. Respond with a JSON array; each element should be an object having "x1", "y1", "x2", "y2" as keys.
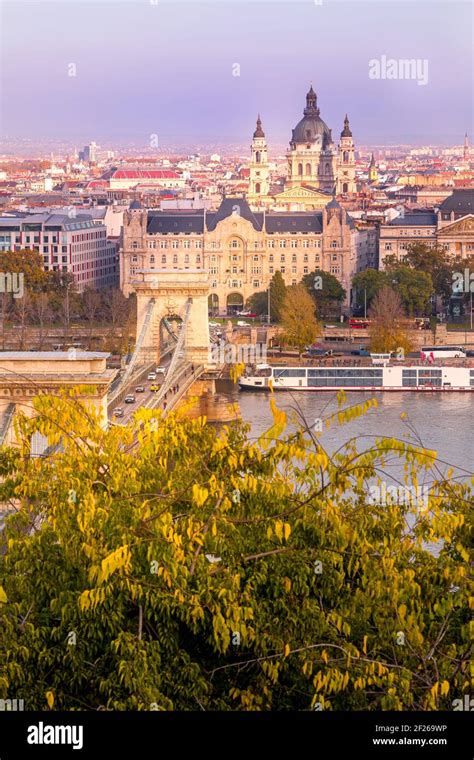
[{"x1": 217, "y1": 381, "x2": 474, "y2": 479}]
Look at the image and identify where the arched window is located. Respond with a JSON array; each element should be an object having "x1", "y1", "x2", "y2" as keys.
[
  {"x1": 325, "y1": 163, "x2": 330, "y2": 175},
  {"x1": 255, "y1": 151, "x2": 261, "y2": 164},
  {"x1": 161, "y1": 254, "x2": 166, "y2": 264},
  {"x1": 305, "y1": 163, "x2": 311, "y2": 176},
  {"x1": 343, "y1": 151, "x2": 349, "y2": 163},
  {"x1": 150, "y1": 254, "x2": 155, "y2": 264},
  {"x1": 298, "y1": 163, "x2": 303, "y2": 176},
  {"x1": 255, "y1": 182, "x2": 261, "y2": 194},
  {"x1": 342, "y1": 182, "x2": 348, "y2": 193}
]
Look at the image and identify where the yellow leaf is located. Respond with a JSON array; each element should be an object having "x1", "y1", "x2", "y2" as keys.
[
  {"x1": 440, "y1": 680, "x2": 450, "y2": 697},
  {"x1": 398, "y1": 604, "x2": 407, "y2": 621},
  {"x1": 321, "y1": 649, "x2": 329, "y2": 664},
  {"x1": 362, "y1": 635, "x2": 368, "y2": 655},
  {"x1": 283, "y1": 523, "x2": 291, "y2": 541},
  {"x1": 46, "y1": 691, "x2": 54, "y2": 710},
  {"x1": 284, "y1": 643, "x2": 291, "y2": 658},
  {"x1": 0, "y1": 586, "x2": 7, "y2": 604}
]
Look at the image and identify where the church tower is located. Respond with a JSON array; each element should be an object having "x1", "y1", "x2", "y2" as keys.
[
  {"x1": 463, "y1": 133, "x2": 469, "y2": 162},
  {"x1": 368, "y1": 153, "x2": 378, "y2": 183},
  {"x1": 248, "y1": 115, "x2": 269, "y2": 201},
  {"x1": 337, "y1": 115, "x2": 356, "y2": 194},
  {"x1": 286, "y1": 85, "x2": 337, "y2": 192}
]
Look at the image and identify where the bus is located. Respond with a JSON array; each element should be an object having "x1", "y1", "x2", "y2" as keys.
[
  {"x1": 421, "y1": 345, "x2": 466, "y2": 359},
  {"x1": 349, "y1": 318, "x2": 372, "y2": 329}
]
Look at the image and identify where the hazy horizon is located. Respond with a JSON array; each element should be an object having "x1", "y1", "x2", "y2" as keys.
[{"x1": 1, "y1": 0, "x2": 472, "y2": 150}]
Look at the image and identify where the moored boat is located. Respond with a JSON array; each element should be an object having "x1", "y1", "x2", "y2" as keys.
[{"x1": 238, "y1": 362, "x2": 474, "y2": 392}]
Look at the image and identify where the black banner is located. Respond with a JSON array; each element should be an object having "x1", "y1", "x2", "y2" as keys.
[{"x1": 0, "y1": 710, "x2": 471, "y2": 758}]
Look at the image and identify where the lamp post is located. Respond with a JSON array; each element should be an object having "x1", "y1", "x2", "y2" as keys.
[{"x1": 267, "y1": 282, "x2": 271, "y2": 325}]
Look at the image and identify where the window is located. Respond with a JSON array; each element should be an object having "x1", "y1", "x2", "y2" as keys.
[
  {"x1": 305, "y1": 163, "x2": 311, "y2": 176},
  {"x1": 280, "y1": 254, "x2": 286, "y2": 262},
  {"x1": 253, "y1": 280, "x2": 260, "y2": 288},
  {"x1": 173, "y1": 254, "x2": 178, "y2": 264},
  {"x1": 291, "y1": 240, "x2": 298, "y2": 248},
  {"x1": 291, "y1": 266, "x2": 297, "y2": 274},
  {"x1": 298, "y1": 163, "x2": 303, "y2": 176},
  {"x1": 280, "y1": 266, "x2": 285, "y2": 273},
  {"x1": 159, "y1": 241, "x2": 167, "y2": 248},
  {"x1": 161, "y1": 255, "x2": 167, "y2": 264},
  {"x1": 172, "y1": 240, "x2": 179, "y2": 249},
  {"x1": 150, "y1": 255, "x2": 155, "y2": 264},
  {"x1": 385, "y1": 243, "x2": 392, "y2": 251},
  {"x1": 184, "y1": 254, "x2": 190, "y2": 264},
  {"x1": 231, "y1": 239, "x2": 240, "y2": 249},
  {"x1": 268, "y1": 240, "x2": 275, "y2": 248},
  {"x1": 269, "y1": 254, "x2": 274, "y2": 262},
  {"x1": 132, "y1": 255, "x2": 138, "y2": 263},
  {"x1": 279, "y1": 239, "x2": 286, "y2": 248},
  {"x1": 183, "y1": 240, "x2": 190, "y2": 249},
  {"x1": 303, "y1": 254, "x2": 308, "y2": 262},
  {"x1": 331, "y1": 241, "x2": 337, "y2": 248},
  {"x1": 132, "y1": 241, "x2": 138, "y2": 249},
  {"x1": 269, "y1": 266, "x2": 274, "y2": 274},
  {"x1": 292, "y1": 254, "x2": 297, "y2": 262},
  {"x1": 303, "y1": 267, "x2": 308, "y2": 274}
]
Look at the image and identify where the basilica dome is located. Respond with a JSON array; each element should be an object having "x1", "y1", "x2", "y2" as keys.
[{"x1": 290, "y1": 86, "x2": 332, "y2": 146}]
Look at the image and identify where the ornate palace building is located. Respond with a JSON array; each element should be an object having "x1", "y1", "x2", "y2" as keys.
[
  {"x1": 379, "y1": 190, "x2": 474, "y2": 268},
  {"x1": 247, "y1": 85, "x2": 357, "y2": 210},
  {"x1": 121, "y1": 197, "x2": 376, "y2": 314}
]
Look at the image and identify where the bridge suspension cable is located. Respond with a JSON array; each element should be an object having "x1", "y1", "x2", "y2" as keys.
[{"x1": 109, "y1": 297, "x2": 156, "y2": 405}]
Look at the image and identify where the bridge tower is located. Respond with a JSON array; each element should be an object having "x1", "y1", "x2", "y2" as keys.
[{"x1": 134, "y1": 270, "x2": 210, "y2": 366}]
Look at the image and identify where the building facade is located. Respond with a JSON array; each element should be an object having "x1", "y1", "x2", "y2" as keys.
[
  {"x1": 379, "y1": 190, "x2": 474, "y2": 267},
  {"x1": 0, "y1": 212, "x2": 118, "y2": 291},
  {"x1": 121, "y1": 197, "x2": 375, "y2": 313}
]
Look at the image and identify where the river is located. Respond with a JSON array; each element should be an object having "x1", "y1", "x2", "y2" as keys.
[{"x1": 217, "y1": 381, "x2": 474, "y2": 481}]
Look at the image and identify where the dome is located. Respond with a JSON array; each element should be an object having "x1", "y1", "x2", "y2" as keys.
[
  {"x1": 291, "y1": 115, "x2": 331, "y2": 145},
  {"x1": 290, "y1": 85, "x2": 331, "y2": 146}
]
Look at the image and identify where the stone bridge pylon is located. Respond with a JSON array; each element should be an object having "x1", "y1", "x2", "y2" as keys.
[{"x1": 134, "y1": 270, "x2": 210, "y2": 366}]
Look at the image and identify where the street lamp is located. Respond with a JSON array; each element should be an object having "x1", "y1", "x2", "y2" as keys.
[{"x1": 267, "y1": 283, "x2": 271, "y2": 325}]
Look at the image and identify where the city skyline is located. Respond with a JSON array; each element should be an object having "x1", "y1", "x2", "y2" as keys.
[{"x1": 0, "y1": 0, "x2": 472, "y2": 148}]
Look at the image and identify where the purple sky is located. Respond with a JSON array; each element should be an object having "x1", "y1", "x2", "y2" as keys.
[{"x1": 0, "y1": 0, "x2": 472, "y2": 147}]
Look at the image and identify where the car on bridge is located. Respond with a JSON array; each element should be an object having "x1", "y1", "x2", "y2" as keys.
[
  {"x1": 124, "y1": 394, "x2": 136, "y2": 404},
  {"x1": 147, "y1": 372, "x2": 157, "y2": 381},
  {"x1": 135, "y1": 385, "x2": 145, "y2": 393},
  {"x1": 150, "y1": 384, "x2": 160, "y2": 392},
  {"x1": 114, "y1": 407, "x2": 124, "y2": 418},
  {"x1": 155, "y1": 366, "x2": 167, "y2": 375}
]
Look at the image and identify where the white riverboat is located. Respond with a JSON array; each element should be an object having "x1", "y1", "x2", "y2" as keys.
[{"x1": 238, "y1": 363, "x2": 474, "y2": 392}]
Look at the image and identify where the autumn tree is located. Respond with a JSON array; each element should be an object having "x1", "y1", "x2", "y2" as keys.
[
  {"x1": 0, "y1": 390, "x2": 470, "y2": 711},
  {"x1": 280, "y1": 284, "x2": 322, "y2": 358},
  {"x1": 389, "y1": 266, "x2": 434, "y2": 316},
  {"x1": 368, "y1": 286, "x2": 413, "y2": 355}
]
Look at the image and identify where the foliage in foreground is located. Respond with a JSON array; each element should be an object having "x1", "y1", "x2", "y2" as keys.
[{"x1": 0, "y1": 391, "x2": 472, "y2": 711}]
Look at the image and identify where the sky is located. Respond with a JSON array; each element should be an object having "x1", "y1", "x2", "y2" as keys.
[{"x1": 0, "y1": 0, "x2": 472, "y2": 148}]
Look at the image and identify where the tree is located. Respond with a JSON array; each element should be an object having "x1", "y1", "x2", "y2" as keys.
[
  {"x1": 389, "y1": 266, "x2": 433, "y2": 316},
  {"x1": 269, "y1": 271, "x2": 287, "y2": 322},
  {"x1": 245, "y1": 291, "x2": 268, "y2": 317},
  {"x1": 31, "y1": 292, "x2": 52, "y2": 350},
  {"x1": 0, "y1": 391, "x2": 470, "y2": 711},
  {"x1": 80, "y1": 288, "x2": 102, "y2": 349},
  {"x1": 369, "y1": 286, "x2": 414, "y2": 355},
  {"x1": 351, "y1": 269, "x2": 388, "y2": 312},
  {"x1": 280, "y1": 284, "x2": 322, "y2": 358},
  {"x1": 0, "y1": 250, "x2": 50, "y2": 292},
  {"x1": 402, "y1": 243, "x2": 454, "y2": 304},
  {"x1": 301, "y1": 270, "x2": 345, "y2": 318}
]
